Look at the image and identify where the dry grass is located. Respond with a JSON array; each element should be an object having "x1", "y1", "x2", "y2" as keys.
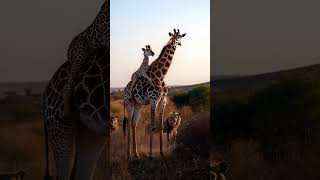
[
  {"x1": 211, "y1": 140, "x2": 320, "y2": 180},
  {"x1": 110, "y1": 98, "x2": 210, "y2": 179},
  {"x1": 0, "y1": 95, "x2": 210, "y2": 180}
]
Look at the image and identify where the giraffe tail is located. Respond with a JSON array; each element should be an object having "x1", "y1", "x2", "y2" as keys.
[
  {"x1": 43, "y1": 123, "x2": 53, "y2": 180},
  {"x1": 122, "y1": 102, "x2": 128, "y2": 137}
]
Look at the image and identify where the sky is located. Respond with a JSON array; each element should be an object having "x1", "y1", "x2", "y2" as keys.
[
  {"x1": 0, "y1": 0, "x2": 101, "y2": 82},
  {"x1": 214, "y1": 0, "x2": 320, "y2": 76},
  {"x1": 0, "y1": 0, "x2": 210, "y2": 87},
  {"x1": 110, "y1": 0, "x2": 210, "y2": 87}
]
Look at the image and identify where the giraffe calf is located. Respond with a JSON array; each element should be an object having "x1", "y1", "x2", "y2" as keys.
[
  {"x1": 145, "y1": 112, "x2": 182, "y2": 146},
  {"x1": 0, "y1": 171, "x2": 25, "y2": 180}
]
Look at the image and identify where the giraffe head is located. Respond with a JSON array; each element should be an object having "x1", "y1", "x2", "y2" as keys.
[
  {"x1": 110, "y1": 116, "x2": 120, "y2": 132},
  {"x1": 168, "y1": 29, "x2": 186, "y2": 46},
  {"x1": 142, "y1": 45, "x2": 155, "y2": 57},
  {"x1": 210, "y1": 161, "x2": 228, "y2": 180}
]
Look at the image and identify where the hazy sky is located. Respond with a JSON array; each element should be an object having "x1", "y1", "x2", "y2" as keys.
[
  {"x1": 214, "y1": 0, "x2": 320, "y2": 76},
  {"x1": 111, "y1": 0, "x2": 210, "y2": 87},
  {"x1": 0, "y1": 0, "x2": 103, "y2": 82}
]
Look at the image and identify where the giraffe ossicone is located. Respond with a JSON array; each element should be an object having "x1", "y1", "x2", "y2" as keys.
[{"x1": 123, "y1": 29, "x2": 186, "y2": 159}]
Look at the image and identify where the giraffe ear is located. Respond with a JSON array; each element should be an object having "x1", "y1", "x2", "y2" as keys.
[
  {"x1": 181, "y1": 33, "x2": 186, "y2": 37},
  {"x1": 169, "y1": 32, "x2": 173, "y2": 36}
]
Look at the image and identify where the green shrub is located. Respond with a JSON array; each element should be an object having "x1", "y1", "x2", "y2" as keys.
[{"x1": 171, "y1": 84, "x2": 210, "y2": 112}]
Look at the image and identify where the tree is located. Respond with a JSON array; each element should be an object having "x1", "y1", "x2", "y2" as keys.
[{"x1": 188, "y1": 84, "x2": 210, "y2": 112}]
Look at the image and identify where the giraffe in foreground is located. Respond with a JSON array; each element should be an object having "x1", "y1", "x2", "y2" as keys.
[
  {"x1": 123, "y1": 29, "x2": 186, "y2": 158},
  {"x1": 43, "y1": 47, "x2": 110, "y2": 180},
  {"x1": 62, "y1": 0, "x2": 109, "y2": 118},
  {"x1": 43, "y1": 1, "x2": 110, "y2": 180}
]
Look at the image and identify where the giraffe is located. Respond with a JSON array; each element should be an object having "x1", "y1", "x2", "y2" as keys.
[
  {"x1": 129, "y1": 45, "x2": 155, "y2": 98},
  {"x1": 62, "y1": 0, "x2": 109, "y2": 118},
  {"x1": 123, "y1": 29, "x2": 186, "y2": 158},
  {"x1": 43, "y1": 47, "x2": 110, "y2": 180},
  {"x1": 42, "y1": 1, "x2": 110, "y2": 179}
]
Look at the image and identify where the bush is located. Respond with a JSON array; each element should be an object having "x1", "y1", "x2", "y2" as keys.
[
  {"x1": 171, "y1": 84, "x2": 210, "y2": 112},
  {"x1": 189, "y1": 84, "x2": 210, "y2": 112},
  {"x1": 171, "y1": 90, "x2": 189, "y2": 108},
  {"x1": 213, "y1": 73, "x2": 320, "y2": 145}
]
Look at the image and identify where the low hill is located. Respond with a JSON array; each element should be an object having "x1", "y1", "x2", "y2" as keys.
[{"x1": 212, "y1": 63, "x2": 320, "y2": 95}]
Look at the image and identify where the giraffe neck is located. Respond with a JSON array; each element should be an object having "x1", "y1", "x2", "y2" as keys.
[
  {"x1": 140, "y1": 55, "x2": 149, "y2": 68},
  {"x1": 148, "y1": 38, "x2": 177, "y2": 81},
  {"x1": 83, "y1": 1, "x2": 110, "y2": 47}
]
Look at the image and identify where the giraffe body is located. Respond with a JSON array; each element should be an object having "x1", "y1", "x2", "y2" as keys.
[
  {"x1": 123, "y1": 29, "x2": 186, "y2": 158},
  {"x1": 43, "y1": 2, "x2": 110, "y2": 179},
  {"x1": 63, "y1": 1, "x2": 109, "y2": 116},
  {"x1": 43, "y1": 47, "x2": 110, "y2": 180}
]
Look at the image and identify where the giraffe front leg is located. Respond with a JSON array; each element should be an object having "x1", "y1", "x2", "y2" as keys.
[
  {"x1": 158, "y1": 96, "x2": 167, "y2": 156},
  {"x1": 125, "y1": 102, "x2": 134, "y2": 159},
  {"x1": 127, "y1": 116, "x2": 131, "y2": 159},
  {"x1": 49, "y1": 124, "x2": 76, "y2": 180},
  {"x1": 149, "y1": 99, "x2": 160, "y2": 159},
  {"x1": 132, "y1": 104, "x2": 143, "y2": 159}
]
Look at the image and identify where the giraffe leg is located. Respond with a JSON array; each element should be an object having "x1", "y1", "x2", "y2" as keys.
[
  {"x1": 158, "y1": 96, "x2": 167, "y2": 156},
  {"x1": 50, "y1": 124, "x2": 76, "y2": 180},
  {"x1": 149, "y1": 100, "x2": 160, "y2": 158},
  {"x1": 126, "y1": 102, "x2": 134, "y2": 159},
  {"x1": 131, "y1": 104, "x2": 143, "y2": 158},
  {"x1": 72, "y1": 124, "x2": 108, "y2": 180}
]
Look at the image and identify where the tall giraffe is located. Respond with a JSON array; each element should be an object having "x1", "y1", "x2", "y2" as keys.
[
  {"x1": 43, "y1": 48, "x2": 110, "y2": 180},
  {"x1": 123, "y1": 29, "x2": 186, "y2": 158},
  {"x1": 63, "y1": 0, "x2": 109, "y2": 117},
  {"x1": 43, "y1": 1, "x2": 110, "y2": 180}
]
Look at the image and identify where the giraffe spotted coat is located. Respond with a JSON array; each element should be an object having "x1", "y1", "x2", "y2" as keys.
[{"x1": 63, "y1": 1, "x2": 109, "y2": 97}]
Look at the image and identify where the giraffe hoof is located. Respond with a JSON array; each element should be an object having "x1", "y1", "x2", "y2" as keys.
[
  {"x1": 133, "y1": 153, "x2": 140, "y2": 159},
  {"x1": 148, "y1": 154, "x2": 155, "y2": 160},
  {"x1": 160, "y1": 152, "x2": 164, "y2": 157}
]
